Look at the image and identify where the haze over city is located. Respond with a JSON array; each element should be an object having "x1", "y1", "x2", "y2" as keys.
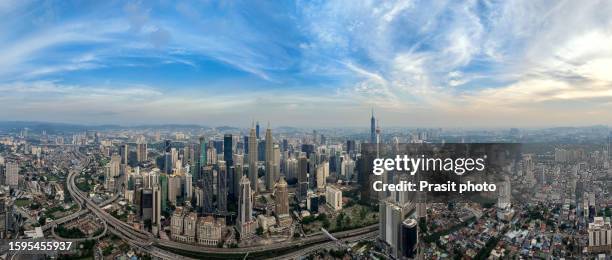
[{"x1": 1, "y1": 0, "x2": 612, "y2": 127}]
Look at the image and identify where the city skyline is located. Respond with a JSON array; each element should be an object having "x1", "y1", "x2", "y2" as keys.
[{"x1": 1, "y1": 1, "x2": 612, "y2": 127}]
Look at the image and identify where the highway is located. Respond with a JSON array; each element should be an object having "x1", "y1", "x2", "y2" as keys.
[
  {"x1": 269, "y1": 230, "x2": 379, "y2": 260},
  {"x1": 64, "y1": 147, "x2": 379, "y2": 259}
]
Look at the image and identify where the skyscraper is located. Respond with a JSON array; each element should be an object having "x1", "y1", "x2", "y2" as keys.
[
  {"x1": 273, "y1": 143, "x2": 280, "y2": 182},
  {"x1": 298, "y1": 155, "x2": 308, "y2": 201},
  {"x1": 198, "y1": 136, "x2": 207, "y2": 179},
  {"x1": 224, "y1": 134, "x2": 233, "y2": 168},
  {"x1": 248, "y1": 125, "x2": 258, "y2": 192},
  {"x1": 224, "y1": 134, "x2": 234, "y2": 198},
  {"x1": 136, "y1": 142, "x2": 148, "y2": 162},
  {"x1": 256, "y1": 121, "x2": 260, "y2": 139},
  {"x1": 274, "y1": 177, "x2": 289, "y2": 216},
  {"x1": 370, "y1": 108, "x2": 376, "y2": 143},
  {"x1": 202, "y1": 165, "x2": 214, "y2": 214},
  {"x1": 164, "y1": 140, "x2": 172, "y2": 174},
  {"x1": 265, "y1": 127, "x2": 275, "y2": 192},
  {"x1": 159, "y1": 173, "x2": 168, "y2": 211},
  {"x1": 5, "y1": 161, "x2": 19, "y2": 189},
  {"x1": 141, "y1": 188, "x2": 153, "y2": 221},
  {"x1": 237, "y1": 175, "x2": 255, "y2": 237},
  {"x1": 152, "y1": 185, "x2": 162, "y2": 236},
  {"x1": 120, "y1": 144, "x2": 129, "y2": 164},
  {"x1": 110, "y1": 153, "x2": 121, "y2": 177},
  {"x1": 233, "y1": 164, "x2": 243, "y2": 203},
  {"x1": 217, "y1": 161, "x2": 228, "y2": 214}
]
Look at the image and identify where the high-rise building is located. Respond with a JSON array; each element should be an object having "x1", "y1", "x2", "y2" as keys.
[
  {"x1": 152, "y1": 185, "x2": 162, "y2": 236},
  {"x1": 297, "y1": 155, "x2": 308, "y2": 201},
  {"x1": 248, "y1": 126, "x2": 258, "y2": 192},
  {"x1": 184, "y1": 172, "x2": 192, "y2": 200},
  {"x1": 170, "y1": 148, "x2": 179, "y2": 168},
  {"x1": 401, "y1": 218, "x2": 418, "y2": 259},
  {"x1": 316, "y1": 161, "x2": 329, "y2": 190},
  {"x1": 159, "y1": 173, "x2": 168, "y2": 211},
  {"x1": 120, "y1": 144, "x2": 129, "y2": 164},
  {"x1": 381, "y1": 200, "x2": 403, "y2": 258},
  {"x1": 325, "y1": 186, "x2": 342, "y2": 211},
  {"x1": 497, "y1": 176, "x2": 511, "y2": 209},
  {"x1": 5, "y1": 161, "x2": 19, "y2": 189},
  {"x1": 273, "y1": 144, "x2": 280, "y2": 182},
  {"x1": 202, "y1": 166, "x2": 214, "y2": 213},
  {"x1": 274, "y1": 177, "x2": 289, "y2": 216},
  {"x1": 164, "y1": 140, "x2": 172, "y2": 174},
  {"x1": 217, "y1": 161, "x2": 228, "y2": 214},
  {"x1": 168, "y1": 174, "x2": 180, "y2": 205},
  {"x1": 587, "y1": 217, "x2": 612, "y2": 253},
  {"x1": 256, "y1": 121, "x2": 260, "y2": 139},
  {"x1": 183, "y1": 212, "x2": 198, "y2": 243},
  {"x1": 224, "y1": 134, "x2": 234, "y2": 196},
  {"x1": 171, "y1": 207, "x2": 185, "y2": 241},
  {"x1": 233, "y1": 164, "x2": 243, "y2": 203},
  {"x1": 110, "y1": 153, "x2": 121, "y2": 177},
  {"x1": 237, "y1": 175, "x2": 255, "y2": 238},
  {"x1": 136, "y1": 142, "x2": 148, "y2": 162},
  {"x1": 370, "y1": 108, "x2": 376, "y2": 143},
  {"x1": 265, "y1": 127, "x2": 275, "y2": 192},
  {"x1": 141, "y1": 188, "x2": 153, "y2": 221}
]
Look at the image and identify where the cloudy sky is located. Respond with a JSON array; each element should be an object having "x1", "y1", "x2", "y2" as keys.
[{"x1": 1, "y1": 0, "x2": 611, "y2": 127}]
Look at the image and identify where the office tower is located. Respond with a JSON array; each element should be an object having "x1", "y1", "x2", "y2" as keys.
[
  {"x1": 256, "y1": 121, "x2": 260, "y2": 139},
  {"x1": 159, "y1": 173, "x2": 168, "y2": 211},
  {"x1": 104, "y1": 165, "x2": 115, "y2": 190},
  {"x1": 401, "y1": 218, "x2": 418, "y2": 259},
  {"x1": 273, "y1": 144, "x2": 280, "y2": 182},
  {"x1": 202, "y1": 166, "x2": 214, "y2": 213},
  {"x1": 171, "y1": 148, "x2": 179, "y2": 168},
  {"x1": 136, "y1": 142, "x2": 147, "y2": 162},
  {"x1": 316, "y1": 161, "x2": 329, "y2": 190},
  {"x1": 141, "y1": 188, "x2": 153, "y2": 221},
  {"x1": 0, "y1": 199, "x2": 6, "y2": 238},
  {"x1": 194, "y1": 187, "x2": 203, "y2": 208},
  {"x1": 152, "y1": 185, "x2": 162, "y2": 236},
  {"x1": 168, "y1": 174, "x2": 180, "y2": 205},
  {"x1": 325, "y1": 186, "x2": 342, "y2": 211},
  {"x1": 110, "y1": 153, "x2": 121, "y2": 177},
  {"x1": 248, "y1": 126, "x2": 258, "y2": 192},
  {"x1": 274, "y1": 177, "x2": 289, "y2": 216},
  {"x1": 164, "y1": 140, "x2": 172, "y2": 174},
  {"x1": 346, "y1": 140, "x2": 355, "y2": 154},
  {"x1": 237, "y1": 175, "x2": 255, "y2": 237},
  {"x1": 265, "y1": 127, "x2": 275, "y2": 191},
  {"x1": 184, "y1": 172, "x2": 192, "y2": 200},
  {"x1": 297, "y1": 155, "x2": 308, "y2": 201},
  {"x1": 381, "y1": 200, "x2": 404, "y2": 258},
  {"x1": 206, "y1": 146, "x2": 217, "y2": 165},
  {"x1": 5, "y1": 161, "x2": 19, "y2": 189},
  {"x1": 257, "y1": 140, "x2": 265, "y2": 161},
  {"x1": 497, "y1": 176, "x2": 511, "y2": 209},
  {"x1": 120, "y1": 144, "x2": 129, "y2": 164},
  {"x1": 224, "y1": 134, "x2": 234, "y2": 195},
  {"x1": 217, "y1": 161, "x2": 228, "y2": 214},
  {"x1": 233, "y1": 164, "x2": 243, "y2": 203},
  {"x1": 370, "y1": 108, "x2": 376, "y2": 143}
]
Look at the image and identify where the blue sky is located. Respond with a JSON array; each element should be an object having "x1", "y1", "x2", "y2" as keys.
[{"x1": 1, "y1": 0, "x2": 612, "y2": 127}]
